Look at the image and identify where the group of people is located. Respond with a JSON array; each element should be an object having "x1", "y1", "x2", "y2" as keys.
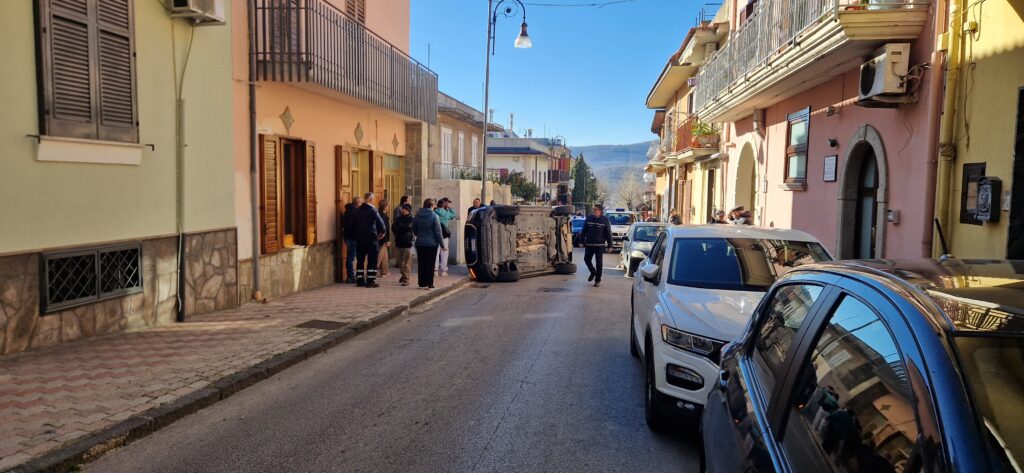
[
  {"x1": 341, "y1": 193, "x2": 466, "y2": 290},
  {"x1": 641, "y1": 205, "x2": 754, "y2": 225}
]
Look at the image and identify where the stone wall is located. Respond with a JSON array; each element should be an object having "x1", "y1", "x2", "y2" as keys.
[
  {"x1": 184, "y1": 228, "x2": 239, "y2": 317},
  {"x1": 0, "y1": 236, "x2": 178, "y2": 355},
  {"x1": 237, "y1": 240, "x2": 335, "y2": 302}
]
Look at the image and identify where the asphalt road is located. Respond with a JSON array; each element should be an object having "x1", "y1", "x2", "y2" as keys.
[{"x1": 87, "y1": 252, "x2": 701, "y2": 473}]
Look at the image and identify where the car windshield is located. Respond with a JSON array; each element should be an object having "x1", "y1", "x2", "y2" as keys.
[
  {"x1": 607, "y1": 213, "x2": 635, "y2": 225},
  {"x1": 633, "y1": 226, "x2": 662, "y2": 242},
  {"x1": 667, "y1": 238, "x2": 831, "y2": 291},
  {"x1": 954, "y1": 335, "x2": 1024, "y2": 467}
]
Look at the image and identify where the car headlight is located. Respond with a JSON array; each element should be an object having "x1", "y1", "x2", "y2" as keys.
[{"x1": 661, "y1": 325, "x2": 723, "y2": 360}]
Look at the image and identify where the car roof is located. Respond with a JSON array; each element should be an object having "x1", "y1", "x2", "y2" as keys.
[
  {"x1": 632, "y1": 222, "x2": 667, "y2": 227},
  {"x1": 662, "y1": 224, "x2": 821, "y2": 242},
  {"x1": 795, "y1": 259, "x2": 1024, "y2": 335}
]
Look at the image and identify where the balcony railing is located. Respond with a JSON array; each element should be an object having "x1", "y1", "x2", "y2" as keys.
[
  {"x1": 431, "y1": 163, "x2": 510, "y2": 181},
  {"x1": 254, "y1": 0, "x2": 438, "y2": 124},
  {"x1": 547, "y1": 169, "x2": 570, "y2": 184}
]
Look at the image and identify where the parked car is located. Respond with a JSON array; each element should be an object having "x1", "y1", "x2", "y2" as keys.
[
  {"x1": 630, "y1": 225, "x2": 831, "y2": 429},
  {"x1": 619, "y1": 222, "x2": 667, "y2": 277},
  {"x1": 605, "y1": 209, "x2": 637, "y2": 250},
  {"x1": 571, "y1": 216, "x2": 585, "y2": 247},
  {"x1": 701, "y1": 258, "x2": 1024, "y2": 473}
]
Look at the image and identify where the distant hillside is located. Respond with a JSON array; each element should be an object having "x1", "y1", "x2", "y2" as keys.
[{"x1": 574, "y1": 141, "x2": 655, "y2": 170}]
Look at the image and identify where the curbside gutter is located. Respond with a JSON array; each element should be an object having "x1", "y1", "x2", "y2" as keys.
[{"x1": 7, "y1": 278, "x2": 472, "y2": 473}]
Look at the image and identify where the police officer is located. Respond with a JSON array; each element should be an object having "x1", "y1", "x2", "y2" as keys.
[
  {"x1": 353, "y1": 192, "x2": 386, "y2": 288},
  {"x1": 580, "y1": 204, "x2": 614, "y2": 287}
]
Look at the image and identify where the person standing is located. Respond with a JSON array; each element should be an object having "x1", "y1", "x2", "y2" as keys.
[
  {"x1": 413, "y1": 199, "x2": 445, "y2": 289},
  {"x1": 376, "y1": 198, "x2": 392, "y2": 278},
  {"x1": 434, "y1": 197, "x2": 456, "y2": 277},
  {"x1": 669, "y1": 208, "x2": 683, "y2": 225},
  {"x1": 341, "y1": 196, "x2": 363, "y2": 284},
  {"x1": 392, "y1": 204, "x2": 415, "y2": 286},
  {"x1": 580, "y1": 204, "x2": 613, "y2": 287},
  {"x1": 353, "y1": 192, "x2": 386, "y2": 288},
  {"x1": 467, "y1": 197, "x2": 482, "y2": 219},
  {"x1": 728, "y1": 206, "x2": 754, "y2": 225},
  {"x1": 394, "y1": 195, "x2": 409, "y2": 221},
  {"x1": 709, "y1": 209, "x2": 727, "y2": 224}
]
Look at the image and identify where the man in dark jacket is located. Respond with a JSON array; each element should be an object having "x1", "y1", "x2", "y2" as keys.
[
  {"x1": 392, "y1": 204, "x2": 415, "y2": 286},
  {"x1": 352, "y1": 192, "x2": 386, "y2": 288},
  {"x1": 341, "y1": 197, "x2": 363, "y2": 284},
  {"x1": 581, "y1": 204, "x2": 614, "y2": 287}
]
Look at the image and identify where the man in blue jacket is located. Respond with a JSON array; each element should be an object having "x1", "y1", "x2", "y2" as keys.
[
  {"x1": 353, "y1": 192, "x2": 386, "y2": 288},
  {"x1": 580, "y1": 204, "x2": 614, "y2": 287}
]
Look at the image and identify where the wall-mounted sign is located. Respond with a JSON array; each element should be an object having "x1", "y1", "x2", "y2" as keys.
[
  {"x1": 823, "y1": 155, "x2": 838, "y2": 182},
  {"x1": 977, "y1": 176, "x2": 1002, "y2": 223}
]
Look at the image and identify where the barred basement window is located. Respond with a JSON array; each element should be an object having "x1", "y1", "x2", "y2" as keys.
[{"x1": 41, "y1": 244, "x2": 142, "y2": 314}]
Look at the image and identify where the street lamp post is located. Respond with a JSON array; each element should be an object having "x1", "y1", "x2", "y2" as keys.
[{"x1": 481, "y1": 0, "x2": 532, "y2": 204}]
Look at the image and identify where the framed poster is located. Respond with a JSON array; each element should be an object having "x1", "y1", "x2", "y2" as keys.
[{"x1": 823, "y1": 155, "x2": 838, "y2": 182}]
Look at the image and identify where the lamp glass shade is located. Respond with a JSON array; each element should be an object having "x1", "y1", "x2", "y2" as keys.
[{"x1": 514, "y1": 22, "x2": 532, "y2": 48}]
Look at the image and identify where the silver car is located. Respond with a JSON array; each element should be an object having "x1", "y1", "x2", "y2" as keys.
[{"x1": 619, "y1": 222, "x2": 667, "y2": 277}]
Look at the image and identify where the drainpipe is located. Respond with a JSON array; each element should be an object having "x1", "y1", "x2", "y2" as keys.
[
  {"x1": 176, "y1": 97, "x2": 186, "y2": 323},
  {"x1": 934, "y1": 0, "x2": 965, "y2": 256},
  {"x1": 248, "y1": 3, "x2": 262, "y2": 301}
]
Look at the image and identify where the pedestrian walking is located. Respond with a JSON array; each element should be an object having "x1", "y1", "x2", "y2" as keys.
[
  {"x1": 341, "y1": 196, "x2": 363, "y2": 284},
  {"x1": 376, "y1": 198, "x2": 392, "y2": 278},
  {"x1": 467, "y1": 197, "x2": 482, "y2": 219},
  {"x1": 353, "y1": 192, "x2": 386, "y2": 288},
  {"x1": 413, "y1": 198, "x2": 445, "y2": 289},
  {"x1": 392, "y1": 204, "x2": 415, "y2": 286},
  {"x1": 709, "y1": 209, "x2": 727, "y2": 224},
  {"x1": 434, "y1": 197, "x2": 456, "y2": 277},
  {"x1": 669, "y1": 208, "x2": 683, "y2": 225},
  {"x1": 580, "y1": 204, "x2": 613, "y2": 287}
]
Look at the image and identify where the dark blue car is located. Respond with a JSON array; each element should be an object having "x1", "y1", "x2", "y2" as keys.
[
  {"x1": 701, "y1": 258, "x2": 1024, "y2": 473},
  {"x1": 571, "y1": 217, "x2": 585, "y2": 247}
]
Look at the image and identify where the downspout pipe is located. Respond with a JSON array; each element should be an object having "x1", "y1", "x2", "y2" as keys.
[
  {"x1": 248, "y1": 2, "x2": 263, "y2": 301},
  {"x1": 934, "y1": 0, "x2": 965, "y2": 256}
]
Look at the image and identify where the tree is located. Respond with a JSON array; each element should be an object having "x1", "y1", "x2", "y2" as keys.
[
  {"x1": 615, "y1": 169, "x2": 647, "y2": 211},
  {"x1": 500, "y1": 171, "x2": 540, "y2": 202},
  {"x1": 571, "y1": 154, "x2": 600, "y2": 207}
]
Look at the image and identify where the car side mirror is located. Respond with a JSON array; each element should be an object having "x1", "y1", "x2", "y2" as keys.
[{"x1": 639, "y1": 263, "x2": 660, "y2": 284}]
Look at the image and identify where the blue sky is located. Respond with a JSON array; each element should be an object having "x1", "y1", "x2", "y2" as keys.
[{"x1": 410, "y1": 0, "x2": 708, "y2": 147}]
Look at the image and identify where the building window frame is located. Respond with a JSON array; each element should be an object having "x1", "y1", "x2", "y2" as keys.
[
  {"x1": 458, "y1": 131, "x2": 466, "y2": 166},
  {"x1": 41, "y1": 243, "x2": 143, "y2": 314},
  {"x1": 471, "y1": 134, "x2": 479, "y2": 167},
  {"x1": 441, "y1": 127, "x2": 453, "y2": 164},
  {"x1": 784, "y1": 107, "x2": 810, "y2": 190}
]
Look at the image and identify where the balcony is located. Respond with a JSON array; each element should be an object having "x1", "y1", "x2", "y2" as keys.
[
  {"x1": 254, "y1": 0, "x2": 438, "y2": 124},
  {"x1": 657, "y1": 116, "x2": 720, "y2": 166},
  {"x1": 693, "y1": 0, "x2": 928, "y2": 122},
  {"x1": 547, "y1": 169, "x2": 570, "y2": 184},
  {"x1": 430, "y1": 163, "x2": 508, "y2": 181}
]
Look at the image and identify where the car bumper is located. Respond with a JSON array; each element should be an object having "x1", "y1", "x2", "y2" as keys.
[{"x1": 651, "y1": 337, "x2": 719, "y2": 417}]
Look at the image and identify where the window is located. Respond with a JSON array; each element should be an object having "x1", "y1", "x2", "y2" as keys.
[
  {"x1": 458, "y1": 131, "x2": 466, "y2": 166},
  {"x1": 960, "y1": 162, "x2": 986, "y2": 225},
  {"x1": 667, "y1": 238, "x2": 831, "y2": 291},
  {"x1": 441, "y1": 127, "x2": 453, "y2": 164},
  {"x1": 752, "y1": 284, "x2": 824, "y2": 396},
  {"x1": 38, "y1": 0, "x2": 138, "y2": 143},
  {"x1": 260, "y1": 135, "x2": 316, "y2": 254},
  {"x1": 471, "y1": 135, "x2": 479, "y2": 166},
  {"x1": 42, "y1": 244, "x2": 142, "y2": 313},
  {"x1": 781, "y1": 295, "x2": 918, "y2": 473},
  {"x1": 345, "y1": 0, "x2": 366, "y2": 23},
  {"x1": 785, "y1": 108, "x2": 810, "y2": 187}
]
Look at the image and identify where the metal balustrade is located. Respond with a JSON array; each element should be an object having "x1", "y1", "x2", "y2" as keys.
[{"x1": 254, "y1": 0, "x2": 438, "y2": 124}]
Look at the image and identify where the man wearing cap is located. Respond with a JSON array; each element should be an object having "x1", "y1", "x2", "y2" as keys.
[
  {"x1": 709, "y1": 209, "x2": 727, "y2": 224},
  {"x1": 729, "y1": 206, "x2": 754, "y2": 225}
]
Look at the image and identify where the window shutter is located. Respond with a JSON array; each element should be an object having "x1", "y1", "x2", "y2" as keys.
[
  {"x1": 305, "y1": 141, "x2": 317, "y2": 245},
  {"x1": 334, "y1": 145, "x2": 352, "y2": 282},
  {"x1": 260, "y1": 135, "x2": 282, "y2": 254},
  {"x1": 371, "y1": 151, "x2": 384, "y2": 197},
  {"x1": 95, "y1": 0, "x2": 136, "y2": 142},
  {"x1": 346, "y1": 0, "x2": 367, "y2": 23},
  {"x1": 40, "y1": 0, "x2": 97, "y2": 139}
]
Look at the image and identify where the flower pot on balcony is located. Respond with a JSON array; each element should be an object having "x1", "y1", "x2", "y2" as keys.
[{"x1": 696, "y1": 135, "x2": 718, "y2": 148}]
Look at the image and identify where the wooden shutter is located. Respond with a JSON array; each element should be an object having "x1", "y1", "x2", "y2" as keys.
[
  {"x1": 39, "y1": 0, "x2": 97, "y2": 139},
  {"x1": 334, "y1": 145, "x2": 352, "y2": 282},
  {"x1": 346, "y1": 0, "x2": 366, "y2": 23},
  {"x1": 305, "y1": 141, "x2": 317, "y2": 245},
  {"x1": 95, "y1": 0, "x2": 136, "y2": 142},
  {"x1": 371, "y1": 151, "x2": 384, "y2": 197},
  {"x1": 260, "y1": 135, "x2": 282, "y2": 254}
]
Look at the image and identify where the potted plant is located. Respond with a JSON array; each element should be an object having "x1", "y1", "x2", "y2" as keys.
[{"x1": 691, "y1": 121, "x2": 719, "y2": 147}]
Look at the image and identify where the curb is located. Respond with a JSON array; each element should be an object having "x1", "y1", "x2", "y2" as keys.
[{"x1": 8, "y1": 277, "x2": 472, "y2": 473}]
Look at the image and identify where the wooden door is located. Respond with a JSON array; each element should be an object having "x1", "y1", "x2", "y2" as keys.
[
  {"x1": 335, "y1": 145, "x2": 352, "y2": 282},
  {"x1": 370, "y1": 150, "x2": 384, "y2": 198},
  {"x1": 682, "y1": 180, "x2": 693, "y2": 224}
]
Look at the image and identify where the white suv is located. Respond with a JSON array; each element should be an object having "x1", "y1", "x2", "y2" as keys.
[{"x1": 629, "y1": 225, "x2": 831, "y2": 430}]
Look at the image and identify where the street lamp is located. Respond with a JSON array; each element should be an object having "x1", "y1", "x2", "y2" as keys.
[{"x1": 481, "y1": 0, "x2": 532, "y2": 203}]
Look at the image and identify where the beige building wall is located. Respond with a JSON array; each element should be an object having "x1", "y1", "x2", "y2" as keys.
[{"x1": 0, "y1": 0, "x2": 235, "y2": 255}]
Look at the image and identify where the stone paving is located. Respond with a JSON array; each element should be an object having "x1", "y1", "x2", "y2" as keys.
[{"x1": 0, "y1": 268, "x2": 468, "y2": 471}]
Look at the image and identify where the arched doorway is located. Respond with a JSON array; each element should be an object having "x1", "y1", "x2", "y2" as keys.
[
  {"x1": 734, "y1": 143, "x2": 757, "y2": 215},
  {"x1": 837, "y1": 125, "x2": 888, "y2": 259}
]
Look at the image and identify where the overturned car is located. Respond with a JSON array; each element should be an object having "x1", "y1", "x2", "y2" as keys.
[{"x1": 464, "y1": 205, "x2": 577, "y2": 282}]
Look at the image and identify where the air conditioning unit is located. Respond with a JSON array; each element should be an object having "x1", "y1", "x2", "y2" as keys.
[
  {"x1": 165, "y1": 0, "x2": 225, "y2": 25},
  {"x1": 857, "y1": 43, "x2": 912, "y2": 107}
]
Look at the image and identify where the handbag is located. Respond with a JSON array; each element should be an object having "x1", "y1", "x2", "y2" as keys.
[{"x1": 441, "y1": 221, "x2": 451, "y2": 239}]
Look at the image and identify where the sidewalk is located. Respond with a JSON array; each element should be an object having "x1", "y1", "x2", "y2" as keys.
[{"x1": 0, "y1": 266, "x2": 469, "y2": 472}]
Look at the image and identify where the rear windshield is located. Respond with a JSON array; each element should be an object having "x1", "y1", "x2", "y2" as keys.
[
  {"x1": 667, "y1": 238, "x2": 831, "y2": 291},
  {"x1": 954, "y1": 335, "x2": 1024, "y2": 468},
  {"x1": 633, "y1": 226, "x2": 662, "y2": 242},
  {"x1": 607, "y1": 213, "x2": 635, "y2": 225}
]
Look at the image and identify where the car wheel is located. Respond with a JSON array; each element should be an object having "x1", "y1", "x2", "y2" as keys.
[
  {"x1": 630, "y1": 312, "x2": 640, "y2": 359},
  {"x1": 554, "y1": 263, "x2": 577, "y2": 275},
  {"x1": 552, "y1": 205, "x2": 575, "y2": 216},
  {"x1": 645, "y1": 337, "x2": 670, "y2": 432},
  {"x1": 494, "y1": 205, "x2": 520, "y2": 217}
]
